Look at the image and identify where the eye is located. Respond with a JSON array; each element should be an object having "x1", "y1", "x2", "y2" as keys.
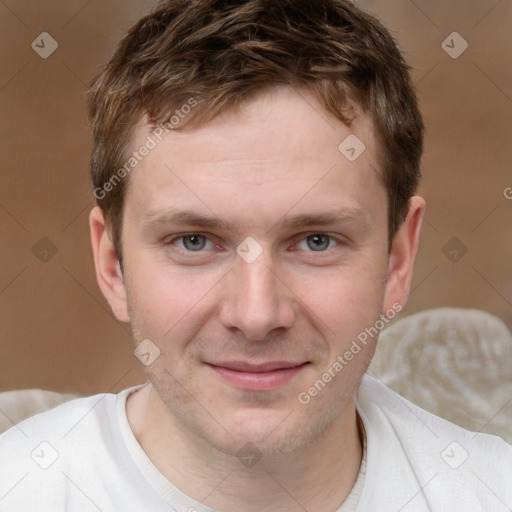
[
  {"x1": 295, "y1": 233, "x2": 340, "y2": 252},
  {"x1": 171, "y1": 234, "x2": 216, "y2": 252},
  {"x1": 166, "y1": 232, "x2": 343, "y2": 256}
]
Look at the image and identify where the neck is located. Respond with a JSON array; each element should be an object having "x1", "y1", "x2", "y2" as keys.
[{"x1": 127, "y1": 384, "x2": 364, "y2": 512}]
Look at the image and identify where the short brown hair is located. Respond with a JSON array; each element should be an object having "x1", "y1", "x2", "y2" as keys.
[{"x1": 87, "y1": 0, "x2": 424, "y2": 266}]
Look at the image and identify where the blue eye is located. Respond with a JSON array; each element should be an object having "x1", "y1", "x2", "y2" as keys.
[
  {"x1": 297, "y1": 234, "x2": 339, "y2": 252},
  {"x1": 167, "y1": 233, "x2": 340, "y2": 255},
  {"x1": 175, "y1": 234, "x2": 214, "y2": 251}
]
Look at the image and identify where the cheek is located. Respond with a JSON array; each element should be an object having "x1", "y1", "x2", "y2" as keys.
[
  {"x1": 296, "y1": 263, "x2": 387, "y2": 337},
  {"x1": 125, "y1": 258, "x2": 225, "y2": 341}
]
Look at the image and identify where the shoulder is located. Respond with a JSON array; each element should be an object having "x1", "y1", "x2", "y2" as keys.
[
  {"x1": 0, "y1": 391, "x2": 118, "y2": 448},
  {"x1": 356, "y1": 374, "x2": 512, "y2": 511},
  {"x1": 0, "y1": 389, "x2": 133, "y2": 511}
]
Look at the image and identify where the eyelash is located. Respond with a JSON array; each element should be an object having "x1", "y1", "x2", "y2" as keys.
[{"x1": 165, "y1": 232, "x2": 343, "y2": 255}]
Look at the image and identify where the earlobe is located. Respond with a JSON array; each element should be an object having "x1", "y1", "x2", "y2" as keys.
[
  {"x1": 89, "y1": 206, "x2": 130, "y2": 323},
  {"x1": 382, "y1": 196, "x2": 426, "y2": 315}
]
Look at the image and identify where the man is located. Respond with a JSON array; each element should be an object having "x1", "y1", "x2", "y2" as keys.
[{"x1": 1, "y1": 0, "x2": 511, "y2": 510}]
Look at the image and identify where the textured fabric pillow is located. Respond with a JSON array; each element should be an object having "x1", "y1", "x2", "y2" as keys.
[
  {"x1": 2, "y1": 308, "x2": 511, "y2": 444},
  {"x1": 370, "y1": 307, "x2": 512, "y2": 443},
  {"x1": 0, "y1": 389, "x2": 79, "y2": 434}
]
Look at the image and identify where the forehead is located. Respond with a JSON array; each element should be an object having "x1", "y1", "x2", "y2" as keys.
[
  {"x1": 137, "y1": 86, "x2": 376, "y2": 164},
  {"x1": 123, "y1": 86, "x2": 384, "y2": 228}
]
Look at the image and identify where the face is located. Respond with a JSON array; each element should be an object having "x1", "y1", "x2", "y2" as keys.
[{"x1": 91, "y1": 85, "x2": 423, "y2": 459}]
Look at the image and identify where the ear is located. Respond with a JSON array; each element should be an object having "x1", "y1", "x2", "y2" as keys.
[
  {"x1": 381, "y1": 195, "x2": 426, "y2": 314},
  {"x1": 89, "y1": 206, "x2": 130, "y2": 323}
]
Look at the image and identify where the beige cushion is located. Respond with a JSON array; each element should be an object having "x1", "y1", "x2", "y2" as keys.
[
  {"x1": 1, "y1": 308, "x2": 510, "y2": 443},
  {"x1": 0, "y1": 389, "x2": 79, "y2": 434},
  {"x1": 371, "y1": 307, "x2": 512, "y2": 443}
]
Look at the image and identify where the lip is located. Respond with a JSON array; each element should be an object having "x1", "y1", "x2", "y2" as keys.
[{"x1": 206, "y1": 361, "x2": 310, "y2": 391}]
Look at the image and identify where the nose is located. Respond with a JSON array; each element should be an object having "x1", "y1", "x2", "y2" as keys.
[{"x1": 219, "y1": 249, "x2": 296, "y2": 342}]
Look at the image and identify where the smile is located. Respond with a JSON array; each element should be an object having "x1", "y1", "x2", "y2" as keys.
[{"x1": 206, "y1": 361, "x2": 310, "y2": 391}]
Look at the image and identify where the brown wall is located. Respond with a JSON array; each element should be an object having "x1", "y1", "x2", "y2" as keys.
[{"x1": 1, "y1": 0, "x2": 511, "y2": 394}]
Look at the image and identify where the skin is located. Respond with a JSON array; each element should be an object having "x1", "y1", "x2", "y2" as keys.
[{"x1": 89, "y1": 85, "x2": 425, "y2": 511}]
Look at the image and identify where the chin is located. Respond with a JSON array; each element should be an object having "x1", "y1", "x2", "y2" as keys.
[
  {"x1": 202, "y1": 404, "x2": 337, "y2": 462},
  {"x1": 148, "y1": 369, "x2": 350, "y2": 462}
]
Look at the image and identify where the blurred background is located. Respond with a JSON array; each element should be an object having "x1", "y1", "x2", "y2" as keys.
[{"x1": 0, "y1": 0, "x2": 511, "y2": 394}]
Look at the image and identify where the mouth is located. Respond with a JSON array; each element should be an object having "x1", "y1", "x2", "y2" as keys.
[{"x1": 205, "y1": 361, "x2": 310, "y2": 391}]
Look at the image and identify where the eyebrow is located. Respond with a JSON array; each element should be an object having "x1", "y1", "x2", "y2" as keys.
[{"x1": 141, "y1": 207, "x2": 370, "y2": 234}]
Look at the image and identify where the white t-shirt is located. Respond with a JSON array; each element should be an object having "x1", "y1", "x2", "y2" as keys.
[{"x1": 0, "y1": 374, "x2": 510, "y2": 511}]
